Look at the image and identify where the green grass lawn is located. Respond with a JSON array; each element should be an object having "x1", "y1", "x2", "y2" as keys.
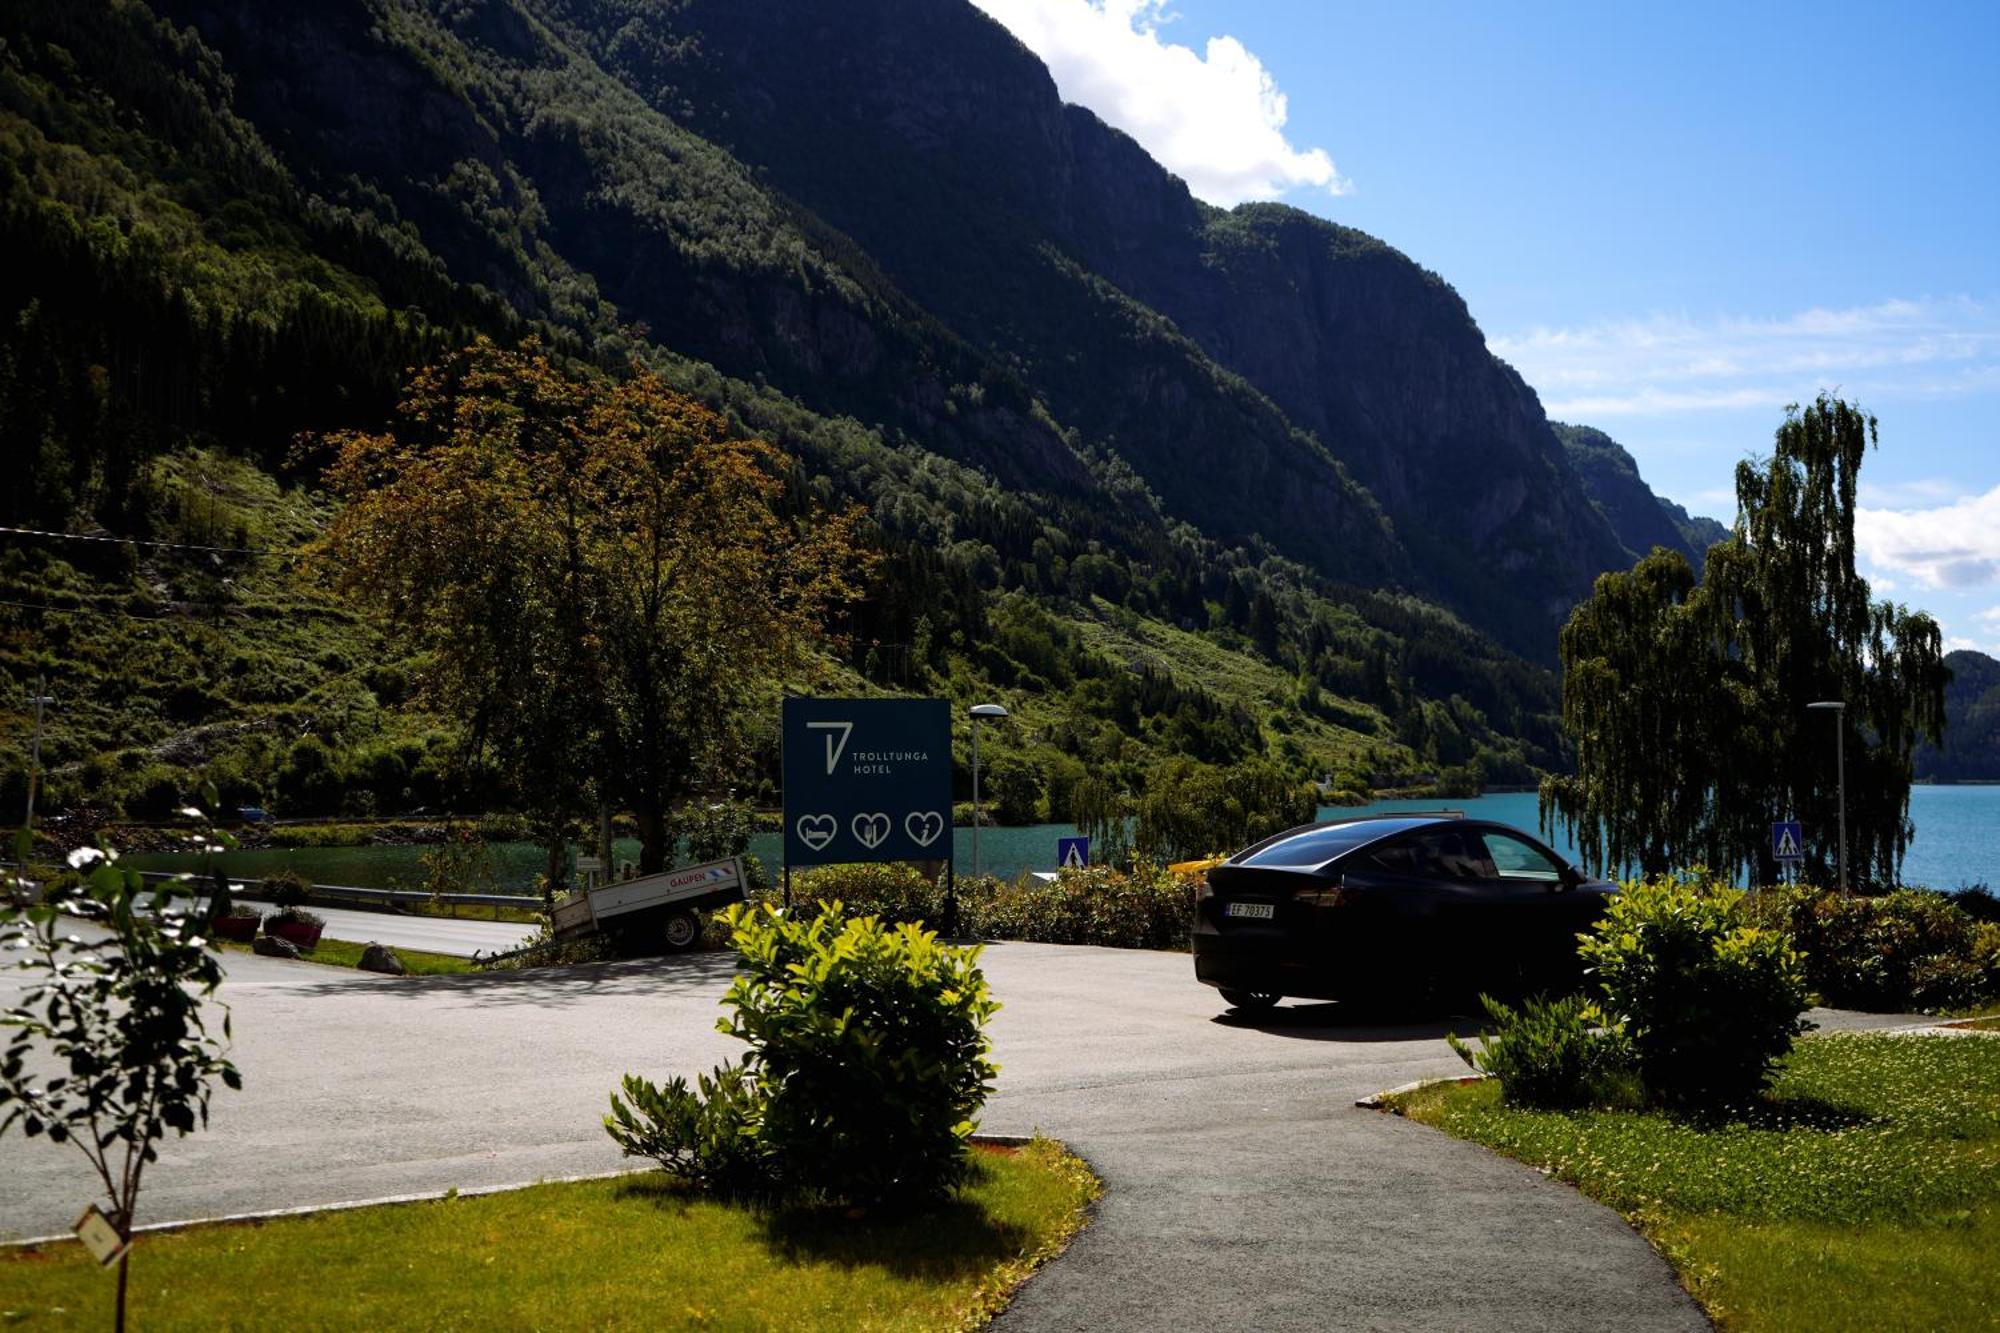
[
  {"x1": 0, "y1": 1141, "x2": 1097, "y2": 1330},
  {"x1": 216, "y1": 937, "x2": 475, "y2": 976},
  {"x1": 1392, "y1": 1033, "x2": 2000, "y2": 1330}
]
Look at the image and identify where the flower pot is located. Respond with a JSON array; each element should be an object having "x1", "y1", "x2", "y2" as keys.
[
  {"x1": 214, "y1": 914, "x2": 262, "y2": 942},
  {"x1": 265, "y1": 919, "x2": 324, "y2": 950}
]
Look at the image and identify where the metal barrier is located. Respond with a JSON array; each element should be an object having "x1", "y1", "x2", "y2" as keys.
[{"x1": 136, "y1": 871, "x2": 539, "y2": 913}]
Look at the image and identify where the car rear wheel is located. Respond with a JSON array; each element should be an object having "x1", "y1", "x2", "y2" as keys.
[
  {"x1": 1218, "y1": 988, "x2": 1281, "y2": 1012},
  {"x1": 661, "y1": 909, "x2": 702, "y2": 953}
]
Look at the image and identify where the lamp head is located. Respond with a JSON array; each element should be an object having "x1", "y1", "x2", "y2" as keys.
[
  {"x1": 970, "y1": 703, "x2": 1010, "y2": 720},
  {"x1": 1806, "y1": 700, "x2": 1847, "y2": 712}
]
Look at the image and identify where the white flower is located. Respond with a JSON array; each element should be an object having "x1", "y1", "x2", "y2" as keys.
[
  {"x1": 66, "y1": 848, "x2": 106, "y2": 870},
  {"x1": 177, "y1": 806, "x2": 206, "y2": 820}
]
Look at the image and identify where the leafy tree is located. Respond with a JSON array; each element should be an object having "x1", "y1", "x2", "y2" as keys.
[
  {"x1": 1, "y1": 837, "x2": 242, "y2": 1332},
  {"x1": 1133, "y1": 757, "x2": 1316, "y2": 863},
  {"x1": 1542, "y1": 397, "x2": 1948, "y2": 882},
  {"x1": 320, "y1": 339, "x2": 872, "y2": 873}
]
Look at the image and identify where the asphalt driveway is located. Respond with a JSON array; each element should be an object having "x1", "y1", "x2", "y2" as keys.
[{"x1": 4, "y1": 940, "x2": 1911, "y2": 1329}]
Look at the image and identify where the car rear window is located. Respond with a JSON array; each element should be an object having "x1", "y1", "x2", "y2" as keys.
[{"x1": 1238, "y1": 824, "x2": 1387, "y2": 868}]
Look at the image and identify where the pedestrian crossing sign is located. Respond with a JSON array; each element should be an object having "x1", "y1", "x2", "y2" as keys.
[
  {"x1": 1057, "y1": 836, "x2": 1090, "y2": 870},
  {"x1": 1772, "y1": 820, "x2": 1804, "y2": 862}
]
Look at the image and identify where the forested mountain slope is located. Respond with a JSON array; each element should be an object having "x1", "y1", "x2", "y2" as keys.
[
  {"x1": 0, "y1": 0, "x2": 1739, "y2": 818},
  {"x1": 1917, "y1": 651, "x2": 2000, "y2": 782}
]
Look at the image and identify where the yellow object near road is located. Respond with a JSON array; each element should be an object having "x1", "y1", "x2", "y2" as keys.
[{"x1": 1169, "y1": 857, "x2": 1226, "y2": 876}]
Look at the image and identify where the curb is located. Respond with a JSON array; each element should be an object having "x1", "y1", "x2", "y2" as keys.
[
  {"x1": 1354, "y1": 1073, "x2": 1487, "y2": 1109},
  {"x1": 2, "y1": 1132, "x2": 1044, "y2": 1252}
]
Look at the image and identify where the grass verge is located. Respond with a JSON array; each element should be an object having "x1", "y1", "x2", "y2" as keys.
[
  {"x1": 1390, "y1": 1033, "x2": 2000, "y2": 1330},
  {"x1": 0, "y1": 1139, "x2": 1098, "y2": 1330},
  {"x1": 215, "y1": 937, "x2": 475, "y2": 976}
]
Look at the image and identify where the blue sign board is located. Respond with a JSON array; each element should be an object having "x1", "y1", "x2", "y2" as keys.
[
  {"x1": 1057, "y1": 836, "x2": 1090, "y2": 869},
  {"x1": 782, "y1": 697, "x2": 953, "y2": 867},
  {"x1": 1772, "y1": 820, "x2": 1804, "y2": 862}
]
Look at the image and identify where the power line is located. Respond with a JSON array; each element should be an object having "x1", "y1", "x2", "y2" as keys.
[
  {"x1": 0, "y1": 596, "x2": 241, "y2": 622},
  {"x1": 0, "y1": 524, "x2": 306, "y2": 558}
]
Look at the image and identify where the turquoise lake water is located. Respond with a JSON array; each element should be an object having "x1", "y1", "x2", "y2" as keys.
[{"x1": 123, "y1": 786, "x2": 1999, "y2": 895}]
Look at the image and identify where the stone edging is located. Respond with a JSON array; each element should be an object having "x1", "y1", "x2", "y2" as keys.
[{"x1": 1353, "y1": 1073, "x2": 1488, "y2": 1109}]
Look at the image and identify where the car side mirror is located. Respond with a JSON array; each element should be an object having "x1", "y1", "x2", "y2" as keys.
[{"x1": 1556, "y1": 864, "x2": 1585, "y2": 891}]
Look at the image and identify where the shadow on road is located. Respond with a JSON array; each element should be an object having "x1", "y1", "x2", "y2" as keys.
[
  {"x1": 285, "y1": 951, "x2": 741, "y2": 1008},
  {"x1": 1213, "y1": 1000, "x2": 1490, "y2": 1044}
]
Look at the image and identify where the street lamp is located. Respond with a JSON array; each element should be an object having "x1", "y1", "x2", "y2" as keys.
[
  {"x1": 1807, "y1": 700, "x2": 1848, "y2": 894},
  {"x1": 969, "y1": 703, "x2": 1009, "y2": 879}
]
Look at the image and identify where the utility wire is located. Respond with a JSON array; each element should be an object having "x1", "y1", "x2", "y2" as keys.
[
  {"x1": 0, "y1": 596, "x2": 242, "y2": 622},
  {"x1": 0, "y1": 524, "x2": 307, "y2": 558}
]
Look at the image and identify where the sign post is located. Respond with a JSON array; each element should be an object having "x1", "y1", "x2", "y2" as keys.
[{"x1": 782, "y1": 698, "x2": 955, "y2": 926}]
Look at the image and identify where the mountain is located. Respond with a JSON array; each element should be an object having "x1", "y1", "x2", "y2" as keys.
[
  {"x1": 543, "y1": 0, "x2": 1634, "y2": 654},
  {"x1": 1554, "y1": 423, "x2": 1730, "y2": 568},
  {"x1": 1917, "y1": 651, "x2": 2000, "y2": 782},
  {"x1": 0, "y1": 0, "x2": 1711, "y2": 819}
]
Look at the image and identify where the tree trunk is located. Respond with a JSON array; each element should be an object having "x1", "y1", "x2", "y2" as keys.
[
  {"x1": 635, "y1": 799, "x2": 670, "y2": 875},
  {"x1": 543, "y1": 837, "x2": 567, "y2": 906}
]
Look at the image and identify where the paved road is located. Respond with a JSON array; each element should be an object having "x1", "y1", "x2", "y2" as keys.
[
  {"x1": 174, "y1": 894, "x2": 536, "y2": 958},
  {"x1": 0, "y1": 943, "x2": 1920, "y2": 1329}
]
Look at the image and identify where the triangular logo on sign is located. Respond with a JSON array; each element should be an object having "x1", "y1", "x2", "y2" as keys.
[
  {"x1": 1777, "y1": 828, "x2": 1800, "y2": 858},
  {"x1": 1063, "y1": 843, "x2": 1085, "y2": 868}
]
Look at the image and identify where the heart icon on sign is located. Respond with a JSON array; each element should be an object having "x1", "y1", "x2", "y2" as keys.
[
  {"x1": 905, "y1": 810, "x2": 944, "y2": 848},
  {"x1": 851, "y1": 812, "x2": 891, "y2": 850},
  {"x1": 795, "y1": 814, "x2": 837, "y2": 852}
]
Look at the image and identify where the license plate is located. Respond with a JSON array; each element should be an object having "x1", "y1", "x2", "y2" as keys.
[{"x1": 1226, "y1": 901, "x2": 1275, "y2": 920}]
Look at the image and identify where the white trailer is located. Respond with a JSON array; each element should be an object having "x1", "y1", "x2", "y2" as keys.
[{"x1": 550, "y1": 855, "x2": 748, "y2": 953}]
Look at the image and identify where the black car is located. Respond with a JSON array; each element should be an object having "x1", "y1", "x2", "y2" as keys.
[{"x1": 1193, "y1": 814, "x2": 1616, "y2": 1013}]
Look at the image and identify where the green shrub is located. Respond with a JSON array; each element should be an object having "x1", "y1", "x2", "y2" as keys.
[
  {"x1": 1748, "y1": 885, "x2": 1992, "y2": 1012},
  {"x1": 604, "y1": 1065, "x2": 767, "y2": 1196},
  {"x1": 258, "y1": 868, "x2": 310, "y2": 909},
  {"x1": 1448, "y1": 993, "x2": 1634, "y2": 1110},
  {"x1": 784, "y1": 862, "x2": 943, "y2": 927},
  {"x1": 1971, "y1": 922, "x2": 2000, "y2": 1005},
  {"x1": 971, "y1": 863, "x2": 1196, "y2": 950},
  {"x1": 1945, "y1": 883, "x2": 2000, "y2": 924},
  {"x1": 606, "y1": 903, "x2": 997, "y2": 1208},
  {"x1": 1579, "y1": 875, "x2": 1809, "y2": 1107}
]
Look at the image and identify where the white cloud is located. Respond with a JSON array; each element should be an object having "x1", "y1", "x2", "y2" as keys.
[
  {"x1": 1492, "y1": 296, "x2": 2000, "y2": 419},
  {"x1": 1856, "y1": 483, "x2": 2000, "y2": 590},
  {"x1": 970, "y1": 0, "x2": 1345, "y2": 205},
  {"x1": 1858, "y1": 477, "x2": 1970, "y2": 509}
]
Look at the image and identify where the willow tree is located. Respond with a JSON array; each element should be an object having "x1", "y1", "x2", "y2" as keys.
[
  {"x1": 1542, "y1": 395, "x2": 1948, "y2": 885},
  {"x1": 319, "y1": 338, "x2": 872, "y2": 876}
]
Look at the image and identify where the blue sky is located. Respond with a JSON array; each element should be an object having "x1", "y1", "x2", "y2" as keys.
[{"x1": 972, "y1": 1, "x2": 2000, "y2": 653}]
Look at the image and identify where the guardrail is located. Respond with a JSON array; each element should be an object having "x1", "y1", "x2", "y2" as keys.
[{"x1": 136, "y1": 871, "x2": 540, "y2": 914}]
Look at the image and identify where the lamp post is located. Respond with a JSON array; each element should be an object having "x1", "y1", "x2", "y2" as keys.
[
  {"x1": 23, "y1": 677, "x2": 52, "y2": 838},
  {"x1": 1807, "y1": 700, "x2": 1848, "y2": 894},
  {"x1": 969, "y1": 703, "x2": 1009, "y2": 879}
]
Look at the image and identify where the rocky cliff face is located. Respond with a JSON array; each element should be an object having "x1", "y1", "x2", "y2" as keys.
[{"x1": 1554, "y1": 422, "x2": 1729, "y2": 568}]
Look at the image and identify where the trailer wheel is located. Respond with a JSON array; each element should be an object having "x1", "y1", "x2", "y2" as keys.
[{"x1": 661, "y1": 909, "x2": 702, "y2": 953}]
